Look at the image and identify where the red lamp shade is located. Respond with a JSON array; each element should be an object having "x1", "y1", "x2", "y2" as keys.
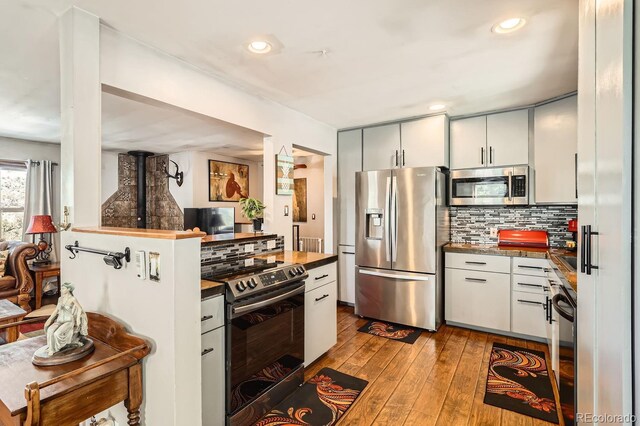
[{"x1": 25, "y1": 215, "x2": 58, "y2": 234}]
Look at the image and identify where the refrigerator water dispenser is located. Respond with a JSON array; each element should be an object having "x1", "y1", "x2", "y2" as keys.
[{"x1": 365, "y1": 209, "x2": 384, "y2": 240}]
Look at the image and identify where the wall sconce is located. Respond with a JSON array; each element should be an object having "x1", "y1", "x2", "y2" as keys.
[{"x1": 164, "y1": 160, "x2": 184, "y2": 187}]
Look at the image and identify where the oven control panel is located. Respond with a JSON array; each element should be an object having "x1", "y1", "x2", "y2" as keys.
[
  {"x1": 259, "y1": 270, "x2": 288, "y2": 286},
  {"x1": 226, "y1": 264, "x2": 308, "y2": 300}
]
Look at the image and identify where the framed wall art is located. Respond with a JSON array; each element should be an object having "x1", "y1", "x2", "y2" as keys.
[
  {"x1": 208, "y1": 159, "x2": 249, "y2": 202},
  {"x1": 276, "y1": 154, "x2": 294, "y2": 195},
  {"x1": 293, "y1": 178, "x2": 307, "y2": 222}
]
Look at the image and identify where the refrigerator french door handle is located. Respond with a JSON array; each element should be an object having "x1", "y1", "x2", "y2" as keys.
[
  {"x1": 385, "y1": 176, "x2": 392, "y2": 263},
  {"x1": 391, "y1": 175, "x2": 398, "y2": 263}
]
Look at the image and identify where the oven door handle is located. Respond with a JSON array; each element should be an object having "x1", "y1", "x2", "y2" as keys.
[
  {"x1": 232, "y1": 285, "x2": 305, "y2": 317},
  {"x1": 552, "y1": 293, "x2": 574, "y2": 322}
]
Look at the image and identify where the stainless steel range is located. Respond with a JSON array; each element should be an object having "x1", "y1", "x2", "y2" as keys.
[{"x1": 202, "y1": 258, "x2": 308, "y2": 426}]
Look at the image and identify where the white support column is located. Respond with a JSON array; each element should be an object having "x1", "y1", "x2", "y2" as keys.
[{"x1": 59, "y1": 7, "x2": 102, "y2": 227}]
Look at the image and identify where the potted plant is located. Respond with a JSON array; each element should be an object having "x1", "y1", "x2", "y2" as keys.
[{"x1": 239, "y1": 197, "x2": 266, "y2": 232}]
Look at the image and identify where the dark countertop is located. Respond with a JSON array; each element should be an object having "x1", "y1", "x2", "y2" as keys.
[
  {"x1": 200, "y1": 250, "x2": 338, "y2": 298},
  {"x1": 200, "y1": 232, "x2": 278, "y2": 246},
  {"x1": 444, "y1": 243, "x2": 577, "y2": 291},
  {"x1": 200, "y1": 279, "x2": 225, "y2": 298},
  {"x1": 255, "y1": 250, "x2": 338, "y2": 270}
]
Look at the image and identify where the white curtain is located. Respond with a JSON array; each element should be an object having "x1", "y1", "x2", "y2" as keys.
[{"x1": 23, "y1": 160, "x2": 58, "y2": 261}]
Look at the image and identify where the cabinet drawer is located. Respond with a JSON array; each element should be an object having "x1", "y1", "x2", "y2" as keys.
[
  {"x1": 512, "y1": 257, "x2": 550, "y2": 277},
  {"x1": 445, "y1": 252, "x2": 511, "y2": 274},
  {"x1": 201, "y1": 295, "x2": 224, "y2": 334},
  {"x1": 511, "y1": 291, "x2": 547, "y2": 338},
  {"x1": 445, "y1": 268, "x2": 510, "y2": 331},
  {"x1": 202, "y1": 327, "x2": 225, "y2": 426},
  {"x1": 306, "y1": 262, "x2": 337, "y2": 292},
  {"x1": 512, "y1": 274, "x2": 550, "y2": 295},
  {"x1": 305, "y1": 281, "x2": 337, "y2": 365}
]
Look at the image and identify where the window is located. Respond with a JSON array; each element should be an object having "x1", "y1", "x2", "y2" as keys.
[{"x1": 0, "y1": 164, "x2": 27, "y2": 241}]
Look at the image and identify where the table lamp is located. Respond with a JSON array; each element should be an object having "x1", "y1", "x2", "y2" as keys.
[{"x1": 26, "y1": 215, "x2": 58, "y2": 265}]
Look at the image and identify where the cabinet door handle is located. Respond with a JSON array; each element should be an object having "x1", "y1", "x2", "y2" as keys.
[
  {"x1": 402, "y1": 149, "x2": 405, "y2": 166},
  {"x1": 315, "y1": 274, "x2": 329, "y2": 280},
  {"x1": 517, "y1": 282, "x2": 543, "y2": 288},
  {"x1": 517, "y1": 299, "x2": 543, "y2": 306},
  {"x1": 465, "y1": 261, "x2": 486, "y2": 265},
  {"x1": 395, "y1": 150, "x2": 399, "y2": 167},
  {"x1": 465, "y1": 277, "x2": 487, "y2": 283},
  {"x1": 517, "y1": 265, "x2": 544, "y2": 270},
  {"x1": 582, "y1": 225, "x2": 599, "y2": 275},
  {"x1": 489, "y1": 146, "x2": 494, "y2": 164},
  {"x1": 201, "y1": 348, "x2": 214, "y2": 356},
  {"x1": 201, "y1": 315, "x2": 213, "y2": 322},
  {"x1": 341, "y1": 251, "x2": 355, "y2": 255},
  {"x1": 315, "y1": 294, "x2": 330, "y2": 302},
  {"x1": 481, "y1": 147, "x2": 485, "y2": 165}
]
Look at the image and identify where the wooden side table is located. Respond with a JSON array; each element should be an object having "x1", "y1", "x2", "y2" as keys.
[
  {"x1": 0, "y1": 299, "x2": 27, "y2": 344},
  {"x1": 28, "y1": 262, "x2": 60, "y2": 310},
  {"x1": 0, "y1": 312, "x2": 151, "y2": 425}
]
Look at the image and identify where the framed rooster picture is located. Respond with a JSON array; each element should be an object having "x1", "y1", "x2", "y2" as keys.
[{"x1": 208, "y1": 159, "x2": 249, "y2": 202}]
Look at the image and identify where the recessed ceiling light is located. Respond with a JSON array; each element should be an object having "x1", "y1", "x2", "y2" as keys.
[
  {"x1": 492, "y1": 17, "x2": 526, "y2": 34},
  {"x1": 248, "y1": 40, "x2": 272, "y2": 54},
  {"x1": 429, "y1": 104, "x2": 446, "y2": 111}
]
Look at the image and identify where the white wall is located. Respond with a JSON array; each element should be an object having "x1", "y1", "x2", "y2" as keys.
[
  {"x1": 293, "y1": 155, "x2": 324, "y2": 239},
  {"x1": 101, "y1": 150, "x2": 119, "y2": 203},
  {"x1": 61, "y1": 230, "x2": 202, "y2": 426},
  {"x1": 169, "y1": 151, "x2": 263, "y2": 224},
  {"x1": 100, "y1": 26, "x2": 337, "y2": 250}
]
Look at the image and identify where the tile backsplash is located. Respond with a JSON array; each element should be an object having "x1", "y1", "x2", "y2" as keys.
[
  {"x1": 450, "y1": 205, "x2": 577, "y2": 247},
  {"x1": 201, "y1": 235, "x2": 285, "y2": 275}
]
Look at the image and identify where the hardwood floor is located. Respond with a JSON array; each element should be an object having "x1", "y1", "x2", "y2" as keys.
[{"x1": 305, "y1": 305, "x2": 562, "y2": 426}]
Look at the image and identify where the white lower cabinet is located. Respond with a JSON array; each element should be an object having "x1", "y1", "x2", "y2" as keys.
[
  {"x1": 445, "y1": 253, "x2": 552, "y2": 340},
  {"x1": 511, "y1": 291, "x2": 547, "y2": 338},
  {"x1": 202, "y1": 325, "x2": 225, "y2": 426},
  {"x1": 445, "y1": 268, "x2": 511, "y2": 331},
  {"x1": 338, "y1": 247, "x2": 356, "y2": 304},
  {"x1": 305, "y1": 279, "x2": 337, "y2": 366}
]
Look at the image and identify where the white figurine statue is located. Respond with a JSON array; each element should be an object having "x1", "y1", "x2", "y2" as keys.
[{"x1": 41, "y1": 282, "x2": 88, "y2": 351}]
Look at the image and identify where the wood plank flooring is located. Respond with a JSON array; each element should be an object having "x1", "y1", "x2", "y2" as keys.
[{"x1": 305, "y1": 305, "x2": 562, "y2": 426}]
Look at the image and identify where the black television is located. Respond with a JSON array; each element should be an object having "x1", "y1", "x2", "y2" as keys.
[{"x1": 184, "y1": 207, "x2": 235, "y2": 235}]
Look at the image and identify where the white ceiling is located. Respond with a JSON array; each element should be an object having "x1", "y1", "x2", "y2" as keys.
[
  {"x1": 2, "y1": 0, "x2": 577, "y2": 144},
  {"x1": 101, "y1": 91, "x2": 265, "y2": 161}
]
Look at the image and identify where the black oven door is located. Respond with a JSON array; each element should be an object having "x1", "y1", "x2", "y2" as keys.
[{"x1": 226, "y1": 282, "x2": 305, "y2": 417}]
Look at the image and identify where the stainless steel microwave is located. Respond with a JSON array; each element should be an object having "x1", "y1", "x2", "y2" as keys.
[{"x1": 449, "y1": 166, "x2": 529, "y2": 206}]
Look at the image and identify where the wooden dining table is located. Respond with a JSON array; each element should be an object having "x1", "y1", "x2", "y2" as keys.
[{"x1": 0, "y1": 312, "x2": 150, "y2": 426}]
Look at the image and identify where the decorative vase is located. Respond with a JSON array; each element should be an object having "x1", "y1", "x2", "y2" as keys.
[{"x1": 253, "y1": 218, "x2": 263, "y2": 232}]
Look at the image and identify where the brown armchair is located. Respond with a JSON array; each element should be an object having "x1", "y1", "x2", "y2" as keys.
[{"x1": 0, "y1": 241, "x2": 38, "y2": 312}]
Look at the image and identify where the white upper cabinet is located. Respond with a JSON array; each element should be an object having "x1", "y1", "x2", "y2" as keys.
[
  {"x1": 486, "y1": 109, "x2": 529, "y2": 167},
  {"x1": 363, "y1": 124, "x2": 401, "y2": 171},
  {"x1": 534, "y1": 96, "x2": 578, "y2": 204},
  {"x1": 450, "y1": 116, "x2": 487, "y2": 169},
  {"x1": 338, "y1": 129, "x2": 362, "y2": 246},
  {"x1": 400, "y1": 115, "x2": 449, "y2": 168}
]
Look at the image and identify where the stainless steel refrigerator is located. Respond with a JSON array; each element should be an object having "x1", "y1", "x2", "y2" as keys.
[{"x1": 355, "y1": 167, "x2": 448, "y2": 331}]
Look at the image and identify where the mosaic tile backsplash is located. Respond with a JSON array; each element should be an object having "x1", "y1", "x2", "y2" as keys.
[
  {"x1": 201, "y1": 235, "x2": 285, "y2": 275},
  {"x1": 450, "y1": 205, "x2": 578, "y2": 247}
]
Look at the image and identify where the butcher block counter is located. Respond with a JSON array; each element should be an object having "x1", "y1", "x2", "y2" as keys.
[
  {"x1": 201, "y1": 232, "x2": 278, "y2": 246},
  {"x1": 256, "y1": 250, "x2": 338, "y2": 270}
]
